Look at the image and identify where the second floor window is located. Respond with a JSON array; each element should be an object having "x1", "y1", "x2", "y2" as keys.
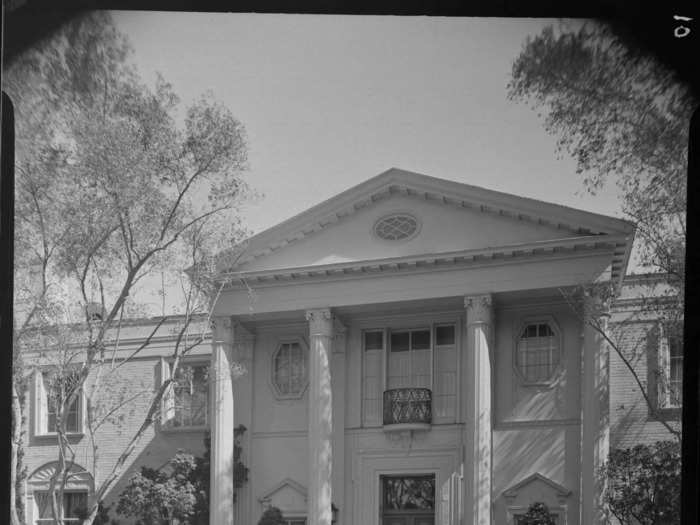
[
  {"x1": 33, "y1": 369, "x2": 84, "y2": 436},
  {"x1": 272, "y1": 341, "x2": 307, "y2": 398},
  {"x1": 362, "y1": 323, "x2": 457, "y2": 426},
  {"x1": 515, "y1": 322, "x2": 560, "y2": 384},
  {"x1": 388, "y1": 329, "x2": 431, "y2": 390},
  {"x1": 170, "y1": 363, "x2": 209, "y2": 428},
  {"x1": 659, "y1": 322, "x2": 683, "y2": 408}
]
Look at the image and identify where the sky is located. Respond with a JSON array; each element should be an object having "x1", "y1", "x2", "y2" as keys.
[
  {"x1": 111, "y1": 12, "x2": 623, "y2": 237},
  {"x1": 107, "y1": 13, "x2": 631, "y2": 313}
]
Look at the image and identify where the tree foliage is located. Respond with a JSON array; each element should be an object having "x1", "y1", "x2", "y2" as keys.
[
  {"x1": 603, "y1": 441, "x2": 681, "y2": 525},
  {"x1": 4, "y1": 11, "x2": 251, "y2": 524},
  {"x1": 509, "y1": 22, "x2": 695, "y2": 287},
  {"x1": 510, "y1": 21, "x2": 690, "y2": 444}
]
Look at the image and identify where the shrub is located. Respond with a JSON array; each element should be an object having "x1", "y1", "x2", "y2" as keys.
[
  {"x1": 518, "y1": 502, "x2": 556, "y2": 525},
  {"x1": 258, "y1": 506, "x2": 285, "y2": 525}
]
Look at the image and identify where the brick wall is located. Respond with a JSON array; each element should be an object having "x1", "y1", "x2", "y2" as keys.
[
  {"x1": 22, "y1": 354, "x2": 208, "y2": 522},
  {"x1": 609, "y1": 316, "x2": 681, "y2": 449}
]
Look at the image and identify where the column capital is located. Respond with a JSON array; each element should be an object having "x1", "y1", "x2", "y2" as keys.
[
  {"x1": 465, "y1": 294, "x2": 493, "y2": 325},
  {"x1": 211, "y1": 315, "x2": 234, "y2": 343},
  {"x1": 306, "y1": 308, "x2": 334, "y2": 337}
]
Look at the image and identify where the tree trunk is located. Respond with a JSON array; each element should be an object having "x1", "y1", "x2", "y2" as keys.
[{"x1": 11, "y1": 381, "x2": 23, "y2": 525}]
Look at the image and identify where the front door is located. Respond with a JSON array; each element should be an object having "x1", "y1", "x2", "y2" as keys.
[{"x1": 381, "y1": 475, "x2": 435, "y2": 525}]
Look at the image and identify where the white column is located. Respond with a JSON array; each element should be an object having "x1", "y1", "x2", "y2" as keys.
[
  {"x1": 306, "y1": 308, "x2": 334, "y2": 525},
  {"x1": 464, "y1": 294, "x2": 494, "y2": 525},
  {"x1": 231, "y1": 321, "x2": 255, "y2": 525},
  {"x1": 580, "y1": 293, "x2": 610, "y2": 523},
  {"x1": 210, "y1": 316, "x2": 235, "y2": 525}
]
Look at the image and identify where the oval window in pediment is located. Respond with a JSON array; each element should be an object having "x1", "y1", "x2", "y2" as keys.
[{"x1": 374, "y1": 213, "x2": 419, "y2": 241}]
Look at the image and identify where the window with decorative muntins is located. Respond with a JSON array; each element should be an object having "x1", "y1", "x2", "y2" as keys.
[
  {"x1": 373, "y1": 213, "x2": 419, "y2": 241},
  {"x1": 272, "y1": 341, "x2": 307, "y2": 398},
  {"x1": 515, "y1": 320, "x2": 561, "y2": 384}
]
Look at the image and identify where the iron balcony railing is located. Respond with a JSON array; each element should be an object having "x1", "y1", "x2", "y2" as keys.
[{"x1": 383, "y1": 388, "x2": 432, "y2": 426}]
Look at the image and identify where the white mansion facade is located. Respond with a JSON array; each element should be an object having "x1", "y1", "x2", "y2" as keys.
[{"x1": 26, "y1": 168, "x2": 683, "y2": 525}]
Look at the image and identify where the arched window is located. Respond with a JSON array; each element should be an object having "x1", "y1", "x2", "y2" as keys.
[{"x1": 28, "y1": 462, "x2": 93, "y2": 524}]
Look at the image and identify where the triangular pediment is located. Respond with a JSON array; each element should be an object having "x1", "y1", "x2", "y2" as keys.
[
  {"x1": 502, "y1": 472, "x2": 572, "y2": 508},
  {"x1": 258, "y1": 478, "x2": 307, "y2": 514},
  {"x1": 219, "y1": 168, "x2": 634, "y2": 280}
]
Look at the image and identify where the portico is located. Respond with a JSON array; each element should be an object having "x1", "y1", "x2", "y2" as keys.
[{"x1": 207, "y1": 168, "x2": 634, "y2": 525}]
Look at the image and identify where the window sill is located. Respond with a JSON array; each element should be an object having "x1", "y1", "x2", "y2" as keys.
[
  {"x1": 160, "y1": 425, "x2": 209, "y2": 434},
  {"x1": 383, "y1": 422, "x2": 431, "y2": 433},
  {"x1": 33, "y1": 431, "x2": 85, "y2": 441}
]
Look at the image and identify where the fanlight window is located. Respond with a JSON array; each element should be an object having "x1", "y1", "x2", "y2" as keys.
[
  {"x1": 516, "y1": 322, "x2": 560, "y2": 384},
  {"x1": 273, "y1": 342, "x2": 307, "y2": 397},
  {"x1": 374, "y1": 214, "x2": 419, "y2": 241}
]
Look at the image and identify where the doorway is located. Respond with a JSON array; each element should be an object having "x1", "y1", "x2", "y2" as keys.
[{"x1": 381, "y1": 474, "x2": 435, "y2": 525}]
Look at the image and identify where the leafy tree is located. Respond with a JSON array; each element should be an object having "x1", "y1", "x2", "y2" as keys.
[
  {"x1": 4, "y1": 11, "x2": 251, "y2": 524},
  {"x1": 603, "y1": 441, "x2": 681, "y2": 524},
  {"x1": 518, "y1": 502, "x2": 557, "y2": 525},
  {"x1": 508, "y1": 21, "x2": 694, "y2": 440}
]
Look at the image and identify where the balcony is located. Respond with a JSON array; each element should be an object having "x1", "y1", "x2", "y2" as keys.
[{"x1": 383, "y1": 388, "x2": 432, "y2": 431}]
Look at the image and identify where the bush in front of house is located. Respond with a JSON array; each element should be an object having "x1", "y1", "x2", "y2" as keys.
[
  {"x1": 518, "y1": 502, "x2": 557, "y2": 525},
  {"x1": 258, "y1": 506, "x2": 286, "y2": 525}
]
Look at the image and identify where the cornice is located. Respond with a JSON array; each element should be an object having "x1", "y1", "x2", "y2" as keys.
[{"x1": 222, "y1": 234, "x2": 628, "y2": 289}]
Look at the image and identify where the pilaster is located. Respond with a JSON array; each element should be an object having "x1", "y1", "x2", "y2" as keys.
[
  {"x1": 331, "y1": 317, "x2": 347, "y2": 525},
  {"x1": 580, "y1": 292, "x2": 610, "y2": 524}
]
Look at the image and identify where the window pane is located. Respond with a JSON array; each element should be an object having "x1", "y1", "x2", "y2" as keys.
[
  {"x1": 518, "y1": 323, "x2": 558, "y2": 383},
  {"x1": 669, "y1": 337, "x2": 683, "y2": 358},
  {"x1": 65, "y1": 406, "x2": 80, "y2": 433},
  {"x1": 412, "y1": 330, "x2": 431, "y2": 350},
  {"x1": 64, "y1": 492, "x2": 88, "y2": 519},
  {"x1": 364, "y1": 331, "x2": 384, "y2": 351},
  {"x1": 391, "y1": 332, "x2": 410, "y2": 352},
  {"x1": 35, "y1": 492, "x2": 52, "y2": 519},
  {"x1": 274, "y1": 342, "x2": 305, "y2": 395},
  {"x1": 435, "y1": 325, "x2": 455, "y2": 346},
  {"x1": 173, "y1": 364, "x2": 209, "y2": 426}
]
